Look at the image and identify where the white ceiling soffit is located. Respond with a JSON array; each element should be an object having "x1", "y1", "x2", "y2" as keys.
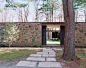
[{"x1": 47, "y1": 25, "x2": 60, "y2": 28}]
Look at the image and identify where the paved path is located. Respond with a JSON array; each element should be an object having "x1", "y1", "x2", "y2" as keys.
[{"x1": 16, "y1": 48, "x2": 62, "y2": 68}]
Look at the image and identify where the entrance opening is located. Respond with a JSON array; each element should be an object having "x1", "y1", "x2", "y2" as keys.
[
  {"x1": 46, "y1": 25, "x2": 60, "y2": 46},
  {"x1": 42, "y1": 24, "x2": 65, "y2": 46}
]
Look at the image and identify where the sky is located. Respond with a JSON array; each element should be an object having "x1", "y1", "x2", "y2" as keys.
[
  {"x1": 0, "y1": 0, "x2": 37, "y2": 22},
  {"x1": 0, "y1": 0, "x2": 85, "y2": 22}
]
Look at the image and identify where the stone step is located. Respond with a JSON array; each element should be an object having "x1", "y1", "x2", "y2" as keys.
[
  {"x1": 36, "y1": 52, "x2": 48, "y2": 55},
  {"x1": 53, "y1": 48, "x2": 63, "y2": 51},
  {"x1": 16, "y1": 61, "x2": 37, "y2": 67},
  {"x1": 43, "y1": 50, "x2": 55, "y2": 52},
  {"x1": 36, "y1": 52, "x2": 55, "y2": 55},
  {"x1": 43, "y1": 49, "x2": 53, "y2": 50},
  {"x1": 26, "y1": 57, "x2": 45, "y2": 61},
  {"x1": 49, "y1": 52, "x2": 56, "y2": 55},
  {"x1": 46, "y1": 58, "x2": 56, "y2": 61},
  {"x1": 16, "y1": 48, "x2": 62, "y2": 68},
  {"x1": 38, "y1": 62, "x2": 62, "y2": 68},
  {"x1": 49, "y1": 55, "x2": 55, "y2": 57},
  {"x1": 30, "y1": 54, "x2": 41, "y2": 57},
  {"x1": 42, "y1": 54, "x2": 55, "y2": 58}
]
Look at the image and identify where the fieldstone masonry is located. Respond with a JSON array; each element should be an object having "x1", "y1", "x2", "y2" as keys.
[
  {"x1": 0, "y1": 23, "x2": 42, "y2": 46},
  {"x1": 75, "y1": 23, "x2": 86, "y2": 46},
  {"x1": 0, "y1": 22, "x2": 86, "y2": 46}
]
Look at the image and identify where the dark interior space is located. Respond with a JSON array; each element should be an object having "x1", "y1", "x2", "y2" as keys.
[{"x1": 52, "y1": 32, "x2": 58, "y2": 38}]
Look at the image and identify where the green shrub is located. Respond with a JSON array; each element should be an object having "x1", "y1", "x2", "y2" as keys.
[{"x1": 2, "y1": 23, "x2": 19, "y2": 47}]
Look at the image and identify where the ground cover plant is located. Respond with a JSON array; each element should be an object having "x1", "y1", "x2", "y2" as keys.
[
  {"x1": 47, "y1": 40, "x2": 60, "y2": 43},
  {"x1": 0, "y1": 49, "x2": 36, "y2": 60},
  {"x1": 2, "y1": 23, "x2": 19, "y2": 48},
  {"x1": 56, "y1": 48, "x2": 86, "y2": 68},
  {"x1": 0, "y1": 48, "x2": 42, "y2": 66}
]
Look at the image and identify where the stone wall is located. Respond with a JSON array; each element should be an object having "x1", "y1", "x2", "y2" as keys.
[
  {"x1": 75, "y1": 23, "x2": 86, "y2": 46},
  {"x1": 1, "y1": 22, "x2": 86, "y2": 47},
  {"x1": 0, "y1": 23, "x2": 42, "y2": 46}
]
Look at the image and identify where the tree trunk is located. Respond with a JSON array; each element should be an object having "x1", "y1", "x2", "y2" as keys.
[
  {"x1": 9, "y1": 43, "x2": 10, "y2": 48},
  {"x1": 52, "y1": 4, "x2": 53, "y2": 22},
  {"x1": 50, "y1": 12, "x2": 52, "y2": 22},
  {"x1": 46, "y1": 0, "x2": 49, "y2": 22},
  {"x1": 62, "y1": 0, "x2": 76, "y2": 60},
  {"x1": 85, "y1": 8, "x2": 86, "y2": 22}
]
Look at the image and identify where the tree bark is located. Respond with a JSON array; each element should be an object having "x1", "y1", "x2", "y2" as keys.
[
  {"x1": 46, "y1": 0, "x2": 49, "y2": 22},
  {"x1": 50, "y1": 12, "x2": 52, "y2": 22},
  {"x1": 85, "y1": 8, "x2": 86, "y2": 22},
  {"x1": 52, "y1": 4, "x2": 53, "y2": 22},
  {"x1": 9, "y1": 43, "x2": 10, "y2": 48},
  {"x1": 62, "y1": 0, "x2": 76, "y2": 60}
]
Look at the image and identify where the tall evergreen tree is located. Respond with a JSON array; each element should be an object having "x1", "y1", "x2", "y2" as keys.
[{"x1": 74, "y1": 0, "x2": 86, "y2": 22}]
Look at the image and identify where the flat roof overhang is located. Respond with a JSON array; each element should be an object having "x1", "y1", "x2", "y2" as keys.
[
  {"x1": 0, "y1": 22, "x2": 85, "y2": 24},
  {"x1": 42, "y1": 22, "x2": 64, "y2": 25}
]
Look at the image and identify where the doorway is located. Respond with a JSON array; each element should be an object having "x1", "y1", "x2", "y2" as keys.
[
  {"x1": 42, "y1": 25, "x2": 65, "y2": 46},
  {"x1": 46, "y1": 28, "x2": 60, "y2": 45}
]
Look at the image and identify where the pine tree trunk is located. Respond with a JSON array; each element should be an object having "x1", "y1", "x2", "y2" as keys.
[
  {"x1": 85, "y1": 8, "x2": 86, "y2": 22},
  {"x1": 62, "y1": 0, "x2": 76, "y2": 60},
  {"x1": 46, "y1": 0, "x2": 49, "y2": 22},
  {"x1": 9, "y1": 43, "x2": 10, "y2": 48},
  {"x1": 52, "y1": 4, "x2": 53, "y2": 22},
  {"x1": 50, "y1": 12, "x2": 52, "y2": 22}
]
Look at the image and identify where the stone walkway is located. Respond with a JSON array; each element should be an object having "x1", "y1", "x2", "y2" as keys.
[{"x1": 16, "y1": 48, "x2": 62, "y2": 68}]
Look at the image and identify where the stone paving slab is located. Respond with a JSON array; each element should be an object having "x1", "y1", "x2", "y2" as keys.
[
  {"x1": 49, "y1": 52, "x2": 56, "y2": 55},
  {"x1": 49, "y1": 54, "x2": 55, "y2": 56},
  {"x1": 30, "y1": 54, "x2": 41, "y2": 57},
  {"x1": 36, "y1": 52, "x2": 48, "y2": 55},
  {"x1": 42, "y1": 55, "x2": 49, "y2": 57},
  {"x1": 43, "y1": 50, "x2": 54, "y2": 51},
  {"x1": 38, "y1": 62, "x2": 62, "y2": 68},
  {"x1": 49, "y1": 53, "x2": 55, "y2": 55},
  {"x1": 26, "y1": 57, "x2": 45, "y2": 61},
  {"x1": 0, "y1": 66, "x2": 29, "y2": 68},
  {"x1": 42, "y1": 55, "x2": 56, "y2": 58},
  {"x1": 53, "y1": 48, "x2": 63, "y2": 51},
  {"x1": 16, "y1": 61, "x2": 37, "y2": 67},
  {"x1": 46, "y1": 58, "x2": 56, "y2": 61},
  {"x1": 43, "y1": 50, "x2": 54, "y2": 52},
  {"x1": 49, "y1": 51, "x2": 55, "y2": 52},
  {"x1": 49, "y1": 55, "x2": 55, "y2": 57},
  {"x1": 27, "y1": 62, "x2": 37, "y2": 67},
  {"x1": 15, "y1": 48, "x2": 62, "y2": 68},
  {"x1": 43, "y1": 51, "x2": 55, "y2": 53},
  {"x1": 16, "y1": 61, "x2": 31, "y2": 66},
  {"x1": 43, "y1": 49, "x2": 53, "y2": 50}
]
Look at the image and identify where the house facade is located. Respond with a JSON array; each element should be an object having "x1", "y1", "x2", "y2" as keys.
[{"x1": 0, "y1": 22, "x2": 86, "y2": 47}]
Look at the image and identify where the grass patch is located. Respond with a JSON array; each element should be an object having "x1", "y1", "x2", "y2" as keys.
[
  {"x1": 65, "y1": 62, "x2": 71, "y2": 66},
  {"x1": 0, "y1": 48, "x2": 37, "y2": 60},
  {"x1": 79, "y1": 65, "x2": 84, "y2": 68},
  {"x1": 55, "y1": 51, "x2": 63, "y2": 60},
  {"x1": 75, "y1": 48, "x2": 86, "y2": 60},
  {"x1": 47, "y1": 40, "x2": 60, "y2": 42},
  {"x1": 55, "y1": 48, "x2": 86, "y2": 68},
  {"x1": 75, "y1": 48, "x2": 86, "y2": 68}
]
